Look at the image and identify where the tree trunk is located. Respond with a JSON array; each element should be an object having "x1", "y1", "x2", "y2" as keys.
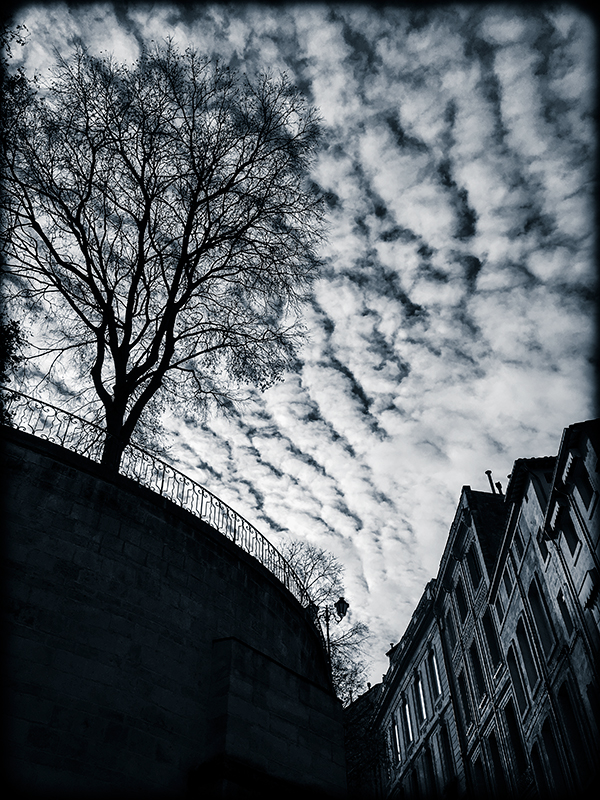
[{"x1": 100, "y1": 430, "x2": 126, "y2": 474}]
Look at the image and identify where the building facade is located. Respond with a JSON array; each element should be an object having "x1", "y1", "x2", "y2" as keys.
[{"x1": 366, "y1": 419, "x2": 599, "y2": 799}]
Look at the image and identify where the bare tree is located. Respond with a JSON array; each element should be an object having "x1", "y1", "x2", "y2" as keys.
[
  {"x1": 1, "y1": 42, "x2": 324, "y2": 471},
  {"x1": 279, "y1": 540, "x2": 370, "y2": 705}
]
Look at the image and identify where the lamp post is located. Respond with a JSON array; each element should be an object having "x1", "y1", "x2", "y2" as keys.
[{"x1": 322, "y1": 596, "x2": 349, "y2": 660}]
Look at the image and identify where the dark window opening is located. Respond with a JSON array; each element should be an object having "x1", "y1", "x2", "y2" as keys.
[
  {"x1": 440, "y1": 723, "x2": 454, "y2": 781},
  {"x1": 513, "y1": 524, "x2": 525, "y2": 560},
  {"x1": 488, "y1": 731, "x2": 507, "y2": 794},
  {"x1": 472, "y1": 756, "x2": 487, "y2": 795},
  {"x1": 423, "y1": 747, "x2": 436, "y2": 796},
  {"x1": 560, "y1": 510, "x2": 579, "y2": 556},
  {"x1": 531, "y1": 742, "x2": 549, "y2": 796},
  {"x1": 558, "y1": 682, "x2": 591, "y2": 785},
  {"x1": 557, "y1": 590, "x2": 574, "y2": 636},
  {"x1": 516, "y1": 619, "x2": 538, "y2": 690},
  {"x1": 541, "y1": 718, "x2": 567, "y2": 795},
  {"x1": 445, "y1": 609, "x2": 457, "y2": 650},
  {"x1": 495, "y1": 595, "x2": 505, "y2": 623},
  {"x1": 502, "y1": 567, "x2": 513, "y2": 598},
  {"x1": 505, "y1": 699, "x2": 527, "y2": 774},
  {"x1": 456, "y1": 579, "x2": 468, "y2": 622},
  {"x1": 469, "y1": 641, "x2": 486, "y2": 701},
  {"x1": 483, "y1": 609, "x2": 502, "y2": 669},
  {"x1": 507, "y1": 646, "x2": 527, "y2": 714},
  {"x1": 458, "y1": 671, "x2": 472, "y2": 727},
  {"x1": 466, "y1": 544, "x2": 482, "y2": 589},
  {"x1": 528, "y1": 579, "x2": 554, "y2": 658},
  {"x1": 572, "y1": 457, "x2": 594, "y2": 509}
]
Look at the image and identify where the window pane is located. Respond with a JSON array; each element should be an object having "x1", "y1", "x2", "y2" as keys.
[
  {"x1": 507, "y1": 646, "x2": 527, "y2": 714},
  {"x1": 482, "y1": 609, "x2": 502, "y2": 668},
  {"x1": 469, "y1": 641, "x2": 486, "y2": 701},
  {"x1": 502, "y1": 567, "x2": 513, "y2": 598},
  {"x1": 466, "y1": 545, "x2": 482, "y2": 589},
  {"x1": 428, "y1": 650, "x2": 442, "y2": 697},
  {"x1": 446, "y1": 610, "x2": 457, "y2": 649},
  {"x1": 456, "y1": 579, "x2": 468, "y2": 622},
  {"x1": 458, "y1": 671, "x2": 472, "y2": 726},
  {"x1": 495, "y1": 595, "x2": 505, "y2": 623},
  {"x1": 528, "y1": 580, "x2": 554, "y2": 658},
  {"x1": 516, "y1": 619, "x2": 538, "y2": 690},
  {"x1": 513, "y1": 524, "x2": 525, "y2": 560}
]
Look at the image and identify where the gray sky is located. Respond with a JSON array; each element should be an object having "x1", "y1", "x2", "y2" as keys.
[{"x1": 8, "y1": 2, "x2": 597, "y2": 683}]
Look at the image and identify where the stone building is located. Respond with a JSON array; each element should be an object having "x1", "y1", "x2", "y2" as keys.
[
  {"x1": 2, "y1": 395, "x2": 347, "y2": 799},
  {"x1": 363, "y1": 419, "x2": 599, "y2": 799}
]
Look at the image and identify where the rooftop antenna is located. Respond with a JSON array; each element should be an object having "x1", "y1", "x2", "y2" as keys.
[{"x1": 485, "y1": 470, "x2": 497, "y2": 494}]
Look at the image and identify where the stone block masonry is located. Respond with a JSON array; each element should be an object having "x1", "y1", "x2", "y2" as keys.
[{"x1": 2, "y1": 427, "x2": 346, "y2": 798}]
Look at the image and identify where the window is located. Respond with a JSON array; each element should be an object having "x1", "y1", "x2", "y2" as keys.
[
  {"x1": 472, "y1": 755, "x2": 487, "y2": 795},
  {"x1": 507, "y1": 646, "x2": 527, "y2": 714},
  {"x1": 455, "y1": 579, "x2": 468, "y2": 622},
  {"x1": 415, "y1": 674, "x2": 427, "y2": 724},
  {"x1": 572, "y1": 457, "x2": 594, "y2": 509},
  {"x1": 536, "y1": 527, "x2": 549, "y2": 561},
  {"x1": 560, "y1": 509, "x2": 579, "y2": 556},
  {"x1": 440, "y1": 723, "x2": 454, "y2": 781},
  {"x1": 466, "y1": 544, "x2": 482, "y2": 589},
  {"x1": 423, "y1": 747, "x2": 436, "y2": 796},
  {"x1": 528, "y1": 579, "x2": 554, "y2": 658},
  {"x1": 531, "y1": 741, "x2": 549, "y2": 796},
  {"x1": 445, "y1": 609, "x2": 457, "y2": 649},
  {"x1": 482, "y1": 609, "x2": 502, "y2": 670},
  {"x1": 488, "y1": 731, "x2": 507, "y2": 794},
  {"x1": 504, "y1": 699, "x2": 527, "y2": 773},
  {"x1": 469, "y1": 641, "x2": 486, "y2": 702},
  {"x1": 458, "y1": 671, "x2": 472, "y2": 727},
  {"x1": 513, "y1": 523, "x2": 525, "y2": 560},
  {"x1": 541, "y1": 718, "x2": 568, "y2": 795},
  {"x1": 516, "y1": 619, "x2": 538, "y2": 690},
  {"x1": 495, "y1": 595, "x2": 505, "y2": 623},
  {"x1": 502, "y1": 566, "x2": 513, "y2": 598},
  {"x1": 392, "y1": 717, "x2": 402, "y2": 763},
  {"x1": 428, "y1": 649, "x2": 442, "y2": 698},
  {"x1": 557, "y1": 590, "x2": 574, "y2": 636},
  {"x1": 558, "y1": 682, "x2": 591, "y2": 785},
  {"x1": 403, "y1": 698, "x2": 413, "y2": 743}
]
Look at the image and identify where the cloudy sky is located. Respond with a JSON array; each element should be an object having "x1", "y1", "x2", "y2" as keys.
[{"x1": 6, "y1": 1, "x2": 597, "y2": 684}]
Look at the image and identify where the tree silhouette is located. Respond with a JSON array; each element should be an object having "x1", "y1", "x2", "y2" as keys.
[
  {"x1": 1, "y1": 42, "x2": 324, "y2": 471},
  {"x1": 279, "y1": 540, "x2": 370, "y2": 705}
]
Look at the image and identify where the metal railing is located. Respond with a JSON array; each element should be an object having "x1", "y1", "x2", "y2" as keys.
[{"x1": 1, "y1": 387, "x2": 311, "y2": 609}]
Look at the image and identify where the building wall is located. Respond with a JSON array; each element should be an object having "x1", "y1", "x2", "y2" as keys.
[
  {"x1": 2, "y1": 427, "x2": 346, "y2": 798},
  {"x1": 367, "y1": 419, "x2": 599, "y2": 799}
]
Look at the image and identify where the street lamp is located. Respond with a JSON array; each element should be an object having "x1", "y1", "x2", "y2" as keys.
[{"x1": 323, "y1": 596, "x2": 349, "y2": 660}]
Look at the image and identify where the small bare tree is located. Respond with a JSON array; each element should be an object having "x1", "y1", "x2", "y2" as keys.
[
  {"x1": 1, "y1": 42, "x2": 324, "y2": 471},
  {"x1": 279, "y1": 540, "x2": 370, "y2": 705}
]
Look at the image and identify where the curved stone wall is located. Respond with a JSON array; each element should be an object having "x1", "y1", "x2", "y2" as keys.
[{"x1": 2, "y1": 428, "x2": 346, "y2": 797}]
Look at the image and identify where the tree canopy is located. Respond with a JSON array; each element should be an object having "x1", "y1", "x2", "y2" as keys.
[{"x1": 1, "y1": 41, "x2": 324, "y2": 470}]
